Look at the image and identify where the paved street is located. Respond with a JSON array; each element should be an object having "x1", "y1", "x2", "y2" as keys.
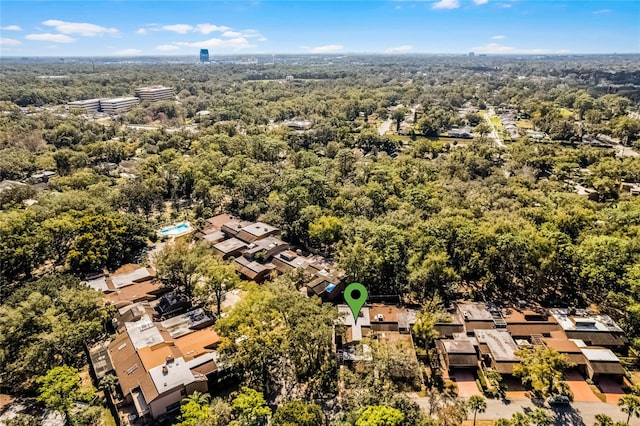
[{"x1": 408, "y1": 394, "x2": 631, "y2": 425}]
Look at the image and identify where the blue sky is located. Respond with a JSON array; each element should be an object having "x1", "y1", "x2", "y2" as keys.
[{"x1": 1, "y1": 1, "x2": 638, "y2": 56}]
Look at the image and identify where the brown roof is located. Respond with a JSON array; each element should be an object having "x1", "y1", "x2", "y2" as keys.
[
  {"x1": 542, "y1": 338, "x2": 583, "y2": 353},
  {"x1": 368, "y1": 304, "x2": 414, "y2": 324},
  {"x1": 565, "y1": 330, "x2": 627, "y2": 347},
  {"x1": 108, "y1": 333, "x2": 158, "y2": 402},
  {"x1": 174, "y1": 329, "x2": 220, "y2": 361},
  {"x1": 507, "y1": 324, "x2": 561, "y2": 337},
  {"x1": 137, "y1": 342, "x2": 182, "y2": 371},
  {"x1": 190, "y1": 360, "x2": 218, "y2": 376},
  {"x1": 205, "y1": 214, "x2": 236, "y2": 230},
  {"x1": 590, "y1": 362, "x2": 625, "y2": 375},
  {"x1": 104, "y1": 281, "x2": 168, "y2": 307}
]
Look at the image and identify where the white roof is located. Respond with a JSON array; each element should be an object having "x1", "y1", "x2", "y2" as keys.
[
  {"x1": 580, "y1": 348, "x2": 620, "y2": 362},
  {"x1": 111, "y1": 267, "x2": 152, "y2": 289},
  {"x1": 125, "y1": 316, "x2": 163, "y2": 349},
  {"x1": 148, "y1": 357, "x2": 196, "y2": 393},
  {"x1": 85, "y1": 276, "x2": 108, "y2": 292},
  {"x1": 338, "y1": 305, "x2": 370, "y2": 342}
]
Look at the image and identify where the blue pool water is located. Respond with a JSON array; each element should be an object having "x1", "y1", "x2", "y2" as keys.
[{"x1": 158, "y1": 222, "x2": 191, "y2": 236}]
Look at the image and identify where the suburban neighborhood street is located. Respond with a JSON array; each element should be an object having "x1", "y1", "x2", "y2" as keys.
[{"x1": 408, "y1": 394, "x2": 631, "y2": 425}]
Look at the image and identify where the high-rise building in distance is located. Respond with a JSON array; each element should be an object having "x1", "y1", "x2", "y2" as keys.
[{"x1": 200, "y1": 49, "x2": 209, "y2": 63}]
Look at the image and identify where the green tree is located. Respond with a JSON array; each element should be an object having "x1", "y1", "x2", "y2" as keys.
[
  {"x1": 593, "y1": 414, "x2": 614, "y2": 426},
  {"x1": 513, "y1": 346, "x2": 574, "y2": 399},
  {"x1": 527, "y1": 408, "x2": 554, "y2": 426},
  {"x1": 231, "y1": 387, "x2": 271, "y2": 426},
  {"x1": 356, "y1": 405, "x2": 404, "y2": 426},
  {"x1": 98, "y1": 374, "x2": 118, "y2": 398},
  {"x1": 196, "y1": 255, "x2": 241, "y2": 316},
  {"x1": 177, "y1": 392, "x2": 212, "y2": 426},
  {"x1": 154, "y1": 240, "x2": 209, "y2": 300},
  {"x1": 0, "y1": 274, "x2": 110, "y2": 392},
  {"x1": 37, "y1": 366, "x2": 91, "y2": 425},
  {"x1": 271, "y1": 401, "x2": 323, "y2": 426},
  {"x1": 618, "y1": 394, "x2": 640, "y2": 425},
  {"x1": 467, "y1": 395, "x2": 487, "y2": 426}
]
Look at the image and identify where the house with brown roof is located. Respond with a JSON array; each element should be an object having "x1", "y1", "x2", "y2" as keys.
[
  {"x1": 503, "y1": 308, "x2": 561, "y2": 339},
  {"x1": 102, "y1": 312, "x2": 220, "y2": 421},
  {"x1": 437, "y1": 337, "x2": 479, "y2": 371},
  {"x1": 541, "y1": 338, "x2": 588, "y2": 375}
]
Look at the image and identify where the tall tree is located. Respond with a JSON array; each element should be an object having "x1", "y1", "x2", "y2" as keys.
[
  {"x1": 618, "y1": 394, "x2": 640, "y2": 426},
  {"x1": 355, "y1": 405, "x2": 404, "y2": 426},
  {"x1": 195, "y1": 255, "x2": 240, "y2": 316},
  {"x1": 153, "y1": 240, "x2": 209, "y2": 300},
  {"x1": 467, "y1": 395, "x2": 487, "y2": 426},
  {"x1": 513, "y1": 346, "x2": 574, "y2": 399},
  {"x1": 37, "y1": 366, "x2": 92, "y2": 426}
]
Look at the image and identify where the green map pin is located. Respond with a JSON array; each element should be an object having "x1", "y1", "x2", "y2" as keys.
[{"x1": 344, "y1": 282, "x2": 368, "y2": 325}]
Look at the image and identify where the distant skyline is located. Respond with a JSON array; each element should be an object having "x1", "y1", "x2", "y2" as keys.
[{"x1": 1, "y1": 1, "x2": 639, "y2": 57}]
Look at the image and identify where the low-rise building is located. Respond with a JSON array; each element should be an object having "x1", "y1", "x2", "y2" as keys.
[
  {"x1": 581, "y1": 347, "x2": 625, "y2": 382},
  {"x1": 100, "y1": 97, "x2": 140, "y2": 115},
  {"x1": 135, "y1": 86, "x2": 174, "y2": 102},
  {"x1": 549, "y1": 308, "x2": 627, "y2": 350},
  {"x1": 99, "y1": 312, "x2": 220, "y2": 421},
  {"x1": 68, "y1": 98, "x2": 101, "y2": 113},
  {"x1": 475, "y1": 329, "x2": 520, "y2": 375}
]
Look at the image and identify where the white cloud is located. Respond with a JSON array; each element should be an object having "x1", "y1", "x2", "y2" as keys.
[
  {"x1": 593, "y1": 9, "x2": 612, "y2": 14},
  {"x1": 155, "y1": 44, "x2": 180, "y2": 51},
  {"x1": 474, "y1": 0, "x2": 488, "y2": 4},
  {"x1": 1, "y1": 25, "x2": 22, "y2": 31},
  {"x1": 26, "y1": 33, "x2": 75, "y2": 43},
  {"x1": 258, "y1": 37, "x2": 268, "y2": 42},
  {"x1": 492, "y1": 35, "x2": 505, "y2": 40},
  {"x1": 136, "y1": 28, "x2": 147, "y2": 35},
  {"x1": 163, "y1": 24, "x2": 194, "y2": 34},
  {"x1": 471, "y1": 43, "x2": 570, "y2": 54},
  {"x1": 115, "y1": 48, "x2": 142, "y2": 55},
  {"x1": 195, "y1": 23, "x2": 230, "y2": 34},
  {"x1": 432, "y1": 0, "x2": 460, "y2": 9},
  {"x1": 385, "y1": 45, "x2": 413, "y2": 53},
  {"x1": 309, "y1": 44, "x2": 344, "y2": 53},
  {"x1": 42, "y1": 19, "x2": 117, "y2": 36},
  {"x1": 174, "y1": 37, "x2": 256, "y2": 50},
  {"x1": 222, "y1": 30, "x2": 243, "y2": 38},
  {"x1": 497, "y1": 3, "x2": 512, "y2": 8},
  {"x1": 0, "y1": 37, "x2": 22, "y2": 46}
]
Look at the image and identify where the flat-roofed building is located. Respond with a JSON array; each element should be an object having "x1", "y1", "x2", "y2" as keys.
[
  {"x1": 437, "y1": 338, "x2": 478, "y2": 370},
  {"x1": 213, "y1": 237, "x2": 247, "y2": 259},
  {"x1": 135, "y1": 86, "x2": 174, "y2": 102},
  {"x1": 100, "y1": 97, "x2": 140, "y2": 114},
  {"x1": 456, "y1": 302, "x2": 495, "y2": 332},
  {"x1": 68, "y1": 98, "x2": 101, "y2": 112},
  {"x1": 581, "y1": 347, "x2": 625, "y2": 382},
  {"x1": 549, "y1": 308, "x2": 627, "y2": 349},
  {"x1": 475, "y1": 329, "x2": 520, "y2": 375},
  {"x1": 503, "y1": 308, "x2": 561, "y2": 339}
]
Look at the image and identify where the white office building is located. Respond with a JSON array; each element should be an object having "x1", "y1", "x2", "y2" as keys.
[
  {"x1": 135, "y1": 86, "x2": 174, "y2": 102},
  {"x1": 68, "y1": 98, "x2": 101, "y2": 113},
  {"x1": 100, "y1": 97, "x2": 140, "y2": 115}
]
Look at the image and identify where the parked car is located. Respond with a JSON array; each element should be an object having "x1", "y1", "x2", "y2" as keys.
[{"x1": 546, "y1": 395, "x2": 571, "y2": 406}]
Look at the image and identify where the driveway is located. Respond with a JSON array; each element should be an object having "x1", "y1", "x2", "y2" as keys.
[
  {"x1": 451, "y1": 370, "x2": 482, "y2": 397},
  {"x1": 565, "y1": 371, "x2": 600, "y2": 402},
  {"x1": 598, "y1": 377, "x2": 624, "y2": 404}
]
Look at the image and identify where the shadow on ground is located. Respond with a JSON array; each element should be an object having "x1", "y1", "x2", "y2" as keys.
[{"x1": 552, "y1": 406, "x2": 586, "y2": 426}]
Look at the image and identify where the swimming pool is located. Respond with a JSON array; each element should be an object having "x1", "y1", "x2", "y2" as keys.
[{"x1": 158, "y1": 222, "x2": 192, "y2": 237}]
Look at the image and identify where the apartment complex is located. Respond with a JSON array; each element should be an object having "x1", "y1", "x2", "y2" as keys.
[
  {"x1": 197, "y1": 214, "x2": 345, "y2": 299},
  {"x1": 436, "y1": 302, "x2": 627, "y2": 384}
]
